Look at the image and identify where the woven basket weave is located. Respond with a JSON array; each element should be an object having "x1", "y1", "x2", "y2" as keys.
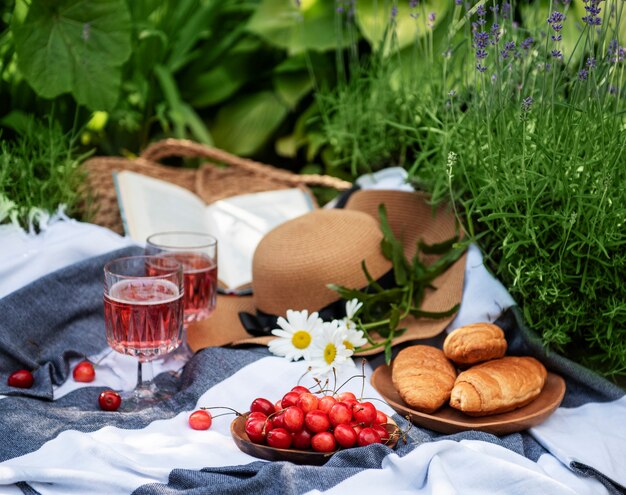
[{"x1": 83, "y1": 138, "x2": 352, "y2": 234}]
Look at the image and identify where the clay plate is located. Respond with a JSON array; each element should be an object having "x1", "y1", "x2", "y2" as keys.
[
  {"x1": 231, "y1": 413, "x2": 400, "y2": 465},
  {"x1": 371, "y1": 364, "x2": 566, "y2": 435}
]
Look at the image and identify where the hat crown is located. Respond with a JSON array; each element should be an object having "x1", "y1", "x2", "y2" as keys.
[{"x1": 252, "y1": 209, "x2": 390, "y2": 315}]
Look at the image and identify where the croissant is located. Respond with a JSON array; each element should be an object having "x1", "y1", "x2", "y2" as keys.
[
  {"x1": 443, "y1": 322, "x2": 507, "y2": 365},
  {"x1": 449, "y1": 356, "x2": 547, "y2": 416},
  {"x1": 392, "y1": 345, "x2": 457, "y2": 413}
]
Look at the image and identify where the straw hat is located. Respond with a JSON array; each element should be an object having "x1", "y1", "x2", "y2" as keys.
[{"x1": 187, "y1": 190, "x2": 467, "y2": 356}]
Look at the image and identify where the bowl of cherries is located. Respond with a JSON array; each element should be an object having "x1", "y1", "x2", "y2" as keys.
[{"x1": 230, "y1": 385, "x2": 401, "y2": 465}]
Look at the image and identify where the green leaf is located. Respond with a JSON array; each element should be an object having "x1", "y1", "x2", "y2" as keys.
[
  {"x1": 378, "y1": 204, "x2": 409, "y2": 285},
  {"x1": 210, "y1": 91, "x2": 289, "y2": 156},
  {"x1": 410, "y1": 303, "x2": 460, "y2": 320},
  {"x1": 12, "y1": 0, "x2": 131, "y2": 111},
  {"x1": 418, "y1": 235, "x2": 460, "y2": 255},
  {"x1": 274, "y1": 70, "x2": 313, "y2": 109},
  {"x1": 384, "y1": 343, "x2": 392, "y2": 365},
  {"x1": 247, "y1": 0, "x2": 351, "y2": 54},
  {"x1": 355, "y1": 0, "x2": 448, "y2": 54}
]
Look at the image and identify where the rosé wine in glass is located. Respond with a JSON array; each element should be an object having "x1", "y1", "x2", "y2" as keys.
[
  {"x1": 145, "y1": 232, "x2": 218, "y2": 329},
  {"x1": 103, "y1": 255, "x2": 184, "y2": 410},
  {"x1": 147, "y1": 252, "x2": 218, "y2": 323},
  {"x1": 104, "y1": 278, "x2": 184, "y2": 362}
]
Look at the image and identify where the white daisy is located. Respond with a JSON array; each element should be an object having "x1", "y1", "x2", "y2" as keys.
[
  {"x1": 345, "y1": 298, "x2": 363, "y2": 321},
  {"x1": 268, "y1": 309, "x2": 323, "y2": 361},
  {"x1": 309, "y1": 320, "x2": 354, "y2": 377},
  {"x1": 342, "y1": 299, "x2": 367, "y2": 350}
]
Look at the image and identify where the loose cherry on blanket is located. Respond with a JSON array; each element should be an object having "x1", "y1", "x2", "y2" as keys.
[
  {"x1": 73, "y1": 360, "x2": 96, "y2": 383},
  {"x1": 189, "y1": 410, "x2": 213, "y2": 430},
  {"x1": 98, "y1": 390, "x2": 122, "y2": 411},
  {"x1": 7, "y1": 369, "x2": 34, "y2": 389}
]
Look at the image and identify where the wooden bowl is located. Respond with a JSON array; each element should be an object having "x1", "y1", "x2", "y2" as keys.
[
  {"x1": 371, "y1": 364, "x2": 565, "y2": 435},
  {"x1": 230, "y1": 413, "x2": 400, "y2": 465}
]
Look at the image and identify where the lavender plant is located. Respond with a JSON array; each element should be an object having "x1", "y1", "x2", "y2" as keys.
[
  {"x1": 318, "y1": 0, "x2": 626, "y2": 379},
  {"x1": 420, "y1": 0, "x2": 626, "y2": 379}
]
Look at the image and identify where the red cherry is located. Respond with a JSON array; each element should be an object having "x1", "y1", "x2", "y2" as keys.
[
  {"x1": 371, "y1": 424, "x2": 390, "y2": 443},
  {"x1": 267, "y1": 428, "x2": 292, "y2": 449},
  {"x1": 272, "y1": 410, "x2": 287, "y2": 429},
  {"x1": 304, "y1": 410, "x2": 330, "y2": 433},
  {"x1": 352, "y1": 401, "x2": 377, "y2": 426},
  {"x1": 7, "y1": 369, "x2": 34, "y2": 389},
  {"x1": 290, "y1": 385, "x2": 309, "y2": 395},
  {"x1": 246, "y1": 411, "x2": 268, "y2": 424},
  {"x1": 318, "y1": 395, "x2": 337, "y2": 414},
  {"x1": 281, "y1": 391, "x2": 300, "y2": 409},
  {"x1": 98, "y1": 390, "x2": 121, "y2": 411},
  {"x1": 329, "y1": 402, "x2": 352, "y2": 427},
  {"x1": 375, "y1": 410, "x2": 388, "y2": 426},
  {"x1": 245, "y1": 419, "x2": 267, "y2": 444},
  {"x1": 291, "y1": 428, "x2": 313, "y2": 450},
  {"x1": 311, "y1": 431, "x2": 336, "y2": 453},
  {"x1": 336, "y1": 391, "x2": 357, "y2": 402},
  {"x1": 188, "y1": 410, "x2": 213, "y2": 430},
  {"x1": 73, "y1": 360, "x2": 95, "y2": 383},
  {"x1": 357, "y1": 427, "x2": 382, "y2": 447},
  {"x1": 250, "y1": 397, "x2": 275, "y2": 416},
  {"x1": 296, "y1": 393, "x2": 319, "y2": 413},
  {"x1": 333, "y1": 423, "x2": 358, "y2": 448},
  {"x1": 350, "y1": 421, "x2": 363, "y2": 437},
  {"x1": 283, "y1": 406, "x2": 305, "y2": 433}
]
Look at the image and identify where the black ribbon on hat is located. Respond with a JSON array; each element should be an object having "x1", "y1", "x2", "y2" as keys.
[{"x1": 238, "y1": 268, "x2": 396, "y2": 337}]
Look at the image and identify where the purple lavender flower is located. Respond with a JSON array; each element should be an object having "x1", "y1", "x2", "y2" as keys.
[
  {"x1": 501, "y1": 40, "x2": 516, "y2": 59},
  {"x1": 476, "y1": 63, "x2": 487, "y2": 73},
  {"x1": 455, "y1": 0, "x2": 462, "y2": 5},
  {"x1": 522, "y1": 96, "x2": 534, "y2": 112},
  {"x1": 551, "y1": 49, "x2": 563, "y2": 59},
  {"x1": 391, "y1": 5, "x2": 398, "y2": 18},
  {"x1": 578, "y1": 68, "x2": 589, "y2": 80},
  {"x1": 490, "y1": 23, "x2": 501, "y2": 44},
  {"x1": 410, "y1": 0, "x2": 418, "y2": 7},
  {"x1": 428, "y1": 12, "x2": 436, "y2": 28},
  {"x1": 501, "y1": 2, "x2": 511, "y2": 17},
  {"x1": 474, "y1": 31, "x2": 489, "y2": 49},
  {"x1": 547, "y1": 12, "x2": 566, "y2": 26},
  {"x1": 521, "y1": 37, "x2": 534, "y2": 50},
  {"x1": 582, "y1": 0, "x2": 602, "y2": 26},
  {"x1": 476, "y1": 5, "x2": 487, "y2": 26},
  {"x1": 586, "y1": 57, "x2": 596, "y2": 69},
  {"x1": 608, "y1": 39, "x2": 625, "y2": 63}
]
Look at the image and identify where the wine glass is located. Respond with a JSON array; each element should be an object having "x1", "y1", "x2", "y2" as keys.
[
  {"x1": 145, "y1": 232, "x2": 218, "y2": 359},
  {"x1": 103, "y1": 255, "x2": 184, "y2": 409}
]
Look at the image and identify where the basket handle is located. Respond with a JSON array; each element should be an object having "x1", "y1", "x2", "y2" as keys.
[{"x1": 140, "y1": 138, "x2": 352, "y2": 190}]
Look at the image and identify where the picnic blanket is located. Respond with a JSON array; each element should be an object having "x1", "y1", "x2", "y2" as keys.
[{"x1": 0, "y1": 219, "x2": 624, "y2": 495}]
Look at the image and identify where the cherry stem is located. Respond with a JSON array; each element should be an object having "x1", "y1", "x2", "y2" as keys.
[
  {"x1": 201, "y1": 406, "x2": 241, "y2": 415},
  {"x1": 333, "y1": 374, "x2": 366, "y2": 395},
  {"x1": 212, "y1": 411, "x2": 240, "y2": 419}
]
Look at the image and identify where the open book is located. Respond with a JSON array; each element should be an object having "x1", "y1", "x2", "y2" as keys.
[{"x1": 114, "y1": 171, "x2": 315, "y2": 293}]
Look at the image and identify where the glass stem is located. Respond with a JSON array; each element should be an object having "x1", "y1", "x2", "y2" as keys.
[{"x1": 136, "y1": 361, "x2": 155, "y2": 391}]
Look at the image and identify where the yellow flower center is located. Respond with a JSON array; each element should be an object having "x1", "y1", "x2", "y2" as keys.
[
  {"x1": 292, "y1": 330, "x2": 312, "y2": 349},
  {"x1": 344, "y1": 340, "x2": 354, "y2": 351},
  {"x1": 324, "y1": 343, "x2": 337, "y2": 364}
]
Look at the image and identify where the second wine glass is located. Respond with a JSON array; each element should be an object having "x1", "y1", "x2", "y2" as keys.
[{"x1": 145, "y1": 232, "x2": 218, "y2": 356}]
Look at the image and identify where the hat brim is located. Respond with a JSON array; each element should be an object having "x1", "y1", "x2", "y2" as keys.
[{"x1": 187, "y1": 190, "x2": 466, "y2": 355}]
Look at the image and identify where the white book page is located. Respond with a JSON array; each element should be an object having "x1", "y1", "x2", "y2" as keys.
[
  {"x1": 204, "y1": 188, "x2": 314, "y2": 290},
  {"x1": 115, "y1": 171, "x2": 207, "y2": 243}
]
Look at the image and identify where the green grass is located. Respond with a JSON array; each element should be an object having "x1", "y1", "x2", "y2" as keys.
[{"x1": 0, "y1": 118, "x2": 88, "y2": 230}]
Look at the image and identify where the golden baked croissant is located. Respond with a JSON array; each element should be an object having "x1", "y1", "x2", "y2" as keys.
[
  {"x1": 449, "y1": 356, "x2": 547, "y2": 416},
  {"x1": 443, "y1": 322, "x2": 507, "y2": 365},
  {"x1": 392, "y1": 345, "x2": 457, "y2": 413}
]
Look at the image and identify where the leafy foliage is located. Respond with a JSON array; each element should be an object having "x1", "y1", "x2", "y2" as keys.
[
  {"x1": 12, "y1": 0, "x2": 132, "y2": 112},
  {"x1": 330, "y1": 205, "x2": 467, "y2": 364}
]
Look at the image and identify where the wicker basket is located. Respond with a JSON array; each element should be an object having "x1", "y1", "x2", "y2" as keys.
[{"x1": 83, "y1": 138, "x2": 352, "y2": 234}]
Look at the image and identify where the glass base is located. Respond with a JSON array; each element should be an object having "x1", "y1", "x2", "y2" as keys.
[{"x1": 119, "y1": 360, "x2": 179, "y2": 411}]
